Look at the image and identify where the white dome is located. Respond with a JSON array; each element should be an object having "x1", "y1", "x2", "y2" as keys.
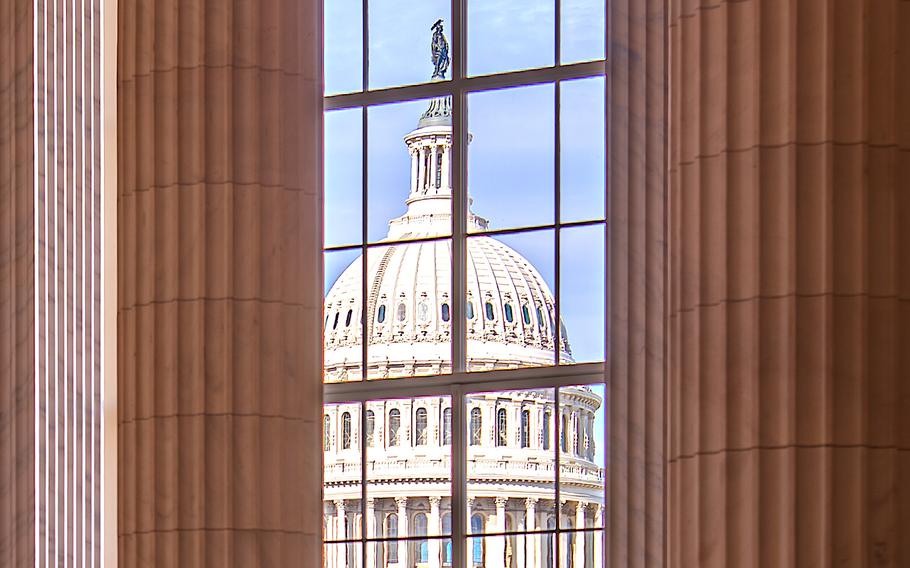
[{"x1": 324, "y1": 99, "x2": 573, "y2": 380}]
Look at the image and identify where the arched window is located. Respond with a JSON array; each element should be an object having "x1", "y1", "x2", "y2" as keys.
[
  {"x1": 466, "y1": 300, "x2": 475, "y2": 320},
  {"x1": 520, "y1": 409, "x2": 530, "y2": 448},
  {"x1": 323, "y1": 415, "x2": 331, "y2": 451},
  {"x1": 333, "y1": 311, "x2": 340, "y2": 329},
  {"x1": 414, "y1": 513, "x2": 429, "y2": 562},
  {"x1": 415, "y1": 407, "x2": 428, "y2": 445},
  {"x1": 543, "y1": 410, "x2": 551, "y2": 450},
  {"x1": 365, "y1": 410, "x2": 375, "y2": 446},
  {"x1": 341, "y1": 412, "x2": 352, "y2": 449},
  {"x1": 497, "y1": 407, "x2": 508, "y2": 447},
  {"x1": 377, "y1": 304, "x2": 386, "y2": 323},
  {"x1": 544, "y1": 517, "x2": 557, "y2": 566},
  {"x1": 441, "y1": 302, "x2": 450, "y2": 322},
  {"x1": 345, "y1": 309, "x2": 352, "y2": 327},
  {"x1": 576, "y1": 413, "x2": 584, "y2": 455},
  {"x1": 442, "y1": 407, "x2": 452, "y2": 445},
  {"x1": 386, "y1": 513, "x2": 399, "y2": 563},
  {"x1": 397, "y1": 302, "x2": 407, "y2": 322},
  {"x1": 436, "y1": 151, "x2": 443, "y2": 188},
  {"x1": 389, "y1": 409, "x2": 401, "y2": 447},
  {"x1": 442, "y1": 513, "x2": 453, "y2": 563},
  {"x1": 504, "y1": 303, "x2": 514, "y2": 323},
  {"x1": 471, "y1": 514, "x2": 484, "y2": 565},
  {"x1": 536, "y1": 306, "x2": 544, "y2": 329},
  {"x1": 522, "y1": 304, "x2": 531, "y2": 325},
  {"x1": 417, "y1": 301, "x2": 429, "y2": 322},
  {"x1": 469, "y1": 407, "x2": 482, "y2": 446},
  {"x1": 485, "y1": 301, "x2": 495, "y2": 320},
  {"x1": 560, "y1": 413, "x2": 569, "y2": 452}
]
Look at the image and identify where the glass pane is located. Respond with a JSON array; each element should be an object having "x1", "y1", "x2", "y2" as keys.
[
  {"x1": 325, "y1": 0, "x2": 363, "y2": 95},
  {"x1": 324, "y1": 541, "x2": 363, "y2": 568},
  {"x1": 558, "y1": 384, "x2": 606, "y2": 529},
  {"x1": 323, "y1": 402, "x2": 363, "y2": 547},
  {"x1": 559, "y1": 530, "x2": 605, "y2": 567},
  {"x1": 561, "y1": 0, "x2": 607, "y2": 64},
  {"x1": 366, "y1": 240, "x2": 452, "y2": 380},
  {"x1": 326, "y1": 108, "x2": 363, "y2": 248},
  {"x1": 325, "y1": 249, "x2": 364, "y2": 382},
  {"x1": 369, "y1": 3, "x2": 452, "y2": 89},
  {"x1": 467, "y1": 230, "x2": 555, "y2": 371},
  {"x1": 369, "y1": 98, "x2": 453, "y2": 244},
  {"x1": 468, "y1": 84, "x2": 554, "y2": 233},
  {"x1": 468, "y1": 0, "x2": 555, "y2": 76},
  {"x1": 560, "y1": 77, "x2": 606, "y2": 223},
  {"x1": 466, "y1": 389, "x2": 557, "y2": 534},
  {"x1": 366, "y1": 397, "x2": 453, "y2": 554},
  {"x1": 559, "y1": 224, "x2": 605, "y2": 363},
  {"x1": 469, "y1": 533, "x2": 561, "y2": 567}
]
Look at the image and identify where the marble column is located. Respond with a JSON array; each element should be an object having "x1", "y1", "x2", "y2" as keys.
[
  {"x1": 441, "y1": 142, "x2": 451, "y2": 192},
  {"x1": 668, "y1": 0, "x2": 910, "y2": 566},
  {"x1": 396, "y1": 497, "x2": 408, "y2": 567},
  {"x1": 574, "y1": 502, "x2": 586, "y2": 567},
  {"x1": 335, "y1": 501, "x2": 347, "y2": 567},
  {"x1": 366, "y1": 498, "x2": 376, "y2": 567},
  {"x1": 430, "y1": 144, "x2": 439, "y2": 190},
  {"x1": 410, "y1": 149, "x2": 419, "y2": 194},
  {"x1": 428, "y1": 496, "x2": 441, "y2": 568},
  {"x1": 117, "y1": 0, "x2": 324, "y2": 565},
  {"x1": 486, "y1": 497, "x2": 507, "y2": 568},
  {"x1": 593, "y1": 505, "x2": 603, "y2": 568},
  {"x1": 417, "y1": 147, "x2": 426, "y2": 193},
  {"x1": 525, "y1": 498, "x2": 537, "y2": 566}
]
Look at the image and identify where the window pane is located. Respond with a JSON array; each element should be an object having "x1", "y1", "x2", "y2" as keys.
[
  {"x1": 468, "y1": 84, "x2": 554, "y2": 233},
  {"x1": 466, "y1": 389, "x2": 557, "y2": 534},
  {"x1": 325, "y1": 249, "x2": 364, "y2": 382},
  {"x1": 467, "y1": 230, "x2": 555, "y2": 371},
  {"x1": 369, "y1": 98, "x2": 453, "y2": 244},
  {"x1": 559, "y1": 384, "x2": 606, "y2": 529},
  {"x1": 366, "y1": 240, "x2": 452, "y2": 380},
  {"x1": 325, "y1": 0, "x2": 363, "y2": 95},
  {"x1": 325, "y1": 108, "x2": 363, "y2": 247},
  {"x1": 324, "y1": 541, "x2": 363, "y2": 568},
  {"x1": 560, "y1": 77, "x2": 606, "y2": 223},
  {"x1": 323, "y1": 403, "x2": 363, "y2": 546},
  {"x1": 561, "y1": 0, "x2": 607, "y2": 64},
  {"x1": 559, "y1": 224, "x2": 605, "y2": 363},
  {"x1": 468, "y1": 0, "x2": 555, "y2": 76},
  {"x1": 369, "y1": 3, "x2": 452, "y2": 89},
  {"x1": 559, "y1": 529, "x2": 605, "y2": 567}
]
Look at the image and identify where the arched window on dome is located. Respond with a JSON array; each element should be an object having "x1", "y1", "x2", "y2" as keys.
[
  {"x1": 341, "y1": 412, "x2": 352, "y2": 449},
  {"x1": 520, "y1": 409, "x2": 530, "y2": 448},
  {"x1": 496, "y1": 407, "x2": 508, "y2": 447},
  {"x1": 323, "y1": 415, "x2": 330, "y2": 451},
  {"x1": 414, "y1": 513, "x2": 429, "y2": 562},
  {"x1": 504, "y1": 303, "x2": 514, "y2": 323},
  {"x1": 415, "y1": 407, "x2": 428, "y2": 445},
  {"x1": 560, "y1": 413, "x2": 569, "y2": 452},
  {"x1": 536, "y1": 306, "x2": 544, "y2": 329},
  {"x1": 441, "y1": 302, "x2": 450, "y2": 322},
  {"x1": 522, "y1": 304, "x2": 531, "y2": 325},
  {"x1": 345, "y1": 309, "x2": 352, "y2": 327},
  {"x1": 466, "y1": 300, "x2": 475, "y2": 320},
  {"x1": 333, "y1": 311, "x2": 340, "y2": 330},
  {"x1": 471, "y1": 514, "x2": 485, "y2": 566},
  {"x1": 442, "y1": 513, "x2": 453, "y2": 563},
  {"x1": 442, "y1": 407, "x2": 452, "y2": 445},
  {"x1": 543, "y1": 410, "x2": 551, "y2": 450},
  {"x1": 436, "y1": 151, "x2": 443, "y2": 188},
  {"x1": 388, "y1": 409, "x2": 401, "y2": 447},
  {"x1": 485, "y1": 301, "x2": 495, "y2": 321},
  {"x1": 324, "y1": 314, "x2": 329, "y2": 329},
  {"x1": 576, "y1": 413, "x2": 584, "y2": 456},
  {"x1": 417, "y1": 301, "x2": 430, "y2": 323},
  {"x1": 385, "y1": 514, "x2": 399, "y2": 563},
  {"x1": 365, "y1": 410, "x2": 375, "y2": 446},
  {"x1": 397, "y1": 302, "x2": 407, "y2": 322},
  {"x1": 377, "y1": 304, "x2": 386, "y2": 323},
  {"x1": 469, "y1": 408, "x2": 482, "y2": 446}
]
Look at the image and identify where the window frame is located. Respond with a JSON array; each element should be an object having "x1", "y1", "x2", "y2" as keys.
[{"x1": 322, "y1": 0, "x2": 609, "y2": 565}]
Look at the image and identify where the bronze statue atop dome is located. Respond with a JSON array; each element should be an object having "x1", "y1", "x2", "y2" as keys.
[{"x1": 430, "y1": 19, "x2": 449, "y2": 79}]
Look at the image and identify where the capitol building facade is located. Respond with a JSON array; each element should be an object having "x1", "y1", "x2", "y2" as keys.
[{"x1": 323, "y1": 93, "x2": 605, "y2": 568}]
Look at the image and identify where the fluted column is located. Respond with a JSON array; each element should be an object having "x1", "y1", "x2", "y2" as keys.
[
  {"x1": 117, "y1": 0, "x2": 323, "y2": 565},
  {"x1": 335, "y1": 501, "x2": 347, "y2": 567},
  {"x1": 396, "y1": 497, "x2": 408, "y2": 566},
  {"x1": 668, "y1": 0, "x2": 910, "y2": 566},
  {"x1": 525, "y1": 498, "x2": 537, "y2": 566},
  {"x1": 428, "y1": 496, "x2": 441, "y2": 568},
  {"x1": 366, "y1": 498, "x2": 376, "y2": 567},
  {"x1": 574, "y1": 502, "x2": 586, "y2": 567}
]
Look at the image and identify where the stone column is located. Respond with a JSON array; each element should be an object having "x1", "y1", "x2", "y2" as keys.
[
  {"x1": 486, "y1": 497, "x2": 507, "y2": 568},
  {"x1": 430, "y1": 144, "x2": 439, "y2": 190},
  {"x1": 428, "y1": 496, "x2": 441, "y2": 568},
  {"x1": 117, "y1": 0, "x2": 323, "y2": 565},
  {"x1": 593, "y1": 505, "x2": 603, "y2": 568},
  {"x1": 366, "y1": 498, "x2": 376, "y2": 567},
  {"x1": 525, "y1": 498, "x2": 538, "y2": 566},
  {"x1": 441, "y1": 141, "x2": 451, "y2": 192},
  {"x1": 574, "y1": 502, "x2": 586, "y2": 567},
  {"x1": 335, "y1": 501, "x2": 347, "y2": 567},
  {"x1": 668, "y1": 0, "x2": 910, "y2": 566},
  {"x1": 396, "y1": 497, "x2": 409, "y2": 567},
  {"x1": 410, "y1": 148, "x2": 419, "y2": 194},
  {"x1": 417, "y1": 147, "x2": 427, "y2": 192}
]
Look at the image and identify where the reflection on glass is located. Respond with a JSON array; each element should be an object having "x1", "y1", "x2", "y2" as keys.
[
  {"x1": 468, "y1": 0, "x2": 555, "y2": 76},
  {"x1": 559, "y1": 224, "x2": 605, "y2": 363},
  {"x1": 325, "y1": 0, "x2": 363, "y2": 95},
  {"x1": 325, "y1": 109, "x2": 363, "y2": 247},
  {"x1": 368, "y1": 98, "x2": 453, "y2": 244},
  {"x1": 561, "y1": 0, "x2": 607, "y2": 64},
  {"x1": 559, "y1": 384, "x2": 606, "y2": 530},
  {"x1": 561, "y1": 77, "x2": 606, "y2": 223},
  {"x1": 370, "y1": 3, "x2": 452, "y2": 89},
  {"x1": 466, "y1": 389, "x2": 557, "y2": 536},
  {"x1": 559, "y1": 530, "x2": 605, "y2": 567},
  {"x1": 468, "y1": 84, "x2": 554, "y2": 232},
  {"x1": 323, "y1": 402, "x2": 363, "y2": 553},
  {"x1": 467, "y1": 231, "x2": 557, "y2": 371},
  {"x1": 325, "y1": 249, "x2": 363, "y2": 382},
  {"x1": 324, "y1": 542, "x2": 363, "y2": 568}
]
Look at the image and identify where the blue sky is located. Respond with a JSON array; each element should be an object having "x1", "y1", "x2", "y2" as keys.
[{"x1": 324, "y1": 1, "x2": 606, "y2": 463}]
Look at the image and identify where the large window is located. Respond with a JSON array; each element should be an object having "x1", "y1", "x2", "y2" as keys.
[{"x1": 323, "y1": 0, "x2": 607, "y2": 565}]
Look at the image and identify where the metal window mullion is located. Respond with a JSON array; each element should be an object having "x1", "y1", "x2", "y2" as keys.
[
  {"x1": 360, "y1": 1, "x2": 370, "y2": 561},
  {"x1": 554, "y1": 79, "x2": 562, "y2": 367},
  {"x1": 554, "y1": 387, "x2": 562, "y2": 566}
]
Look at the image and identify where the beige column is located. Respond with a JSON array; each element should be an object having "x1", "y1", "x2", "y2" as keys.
[
  {"x1": 117, "y1": 0, "x2": 323, "y2": 565},
  {"x1": 574, "y1": 502, "x2": 586, "y2": 567},
  {"x1": 486, "y1": 497, "x2": 507, "y2": 568},
  {"x1": 417, "y1": 147, "x2": 427, "y2": 193},
  {"x1": 593, "y1": 504, "x2": 603, "y2": 568},
  {"x1": 410, "y1": 148, "x2": 419, "y2": 194},
  {"x1": 335, "y1": 501, "x2": 347, "y2": 567},
  {"x1": 430, "y1": 144, "x2": 439, "y2": 190},
  {"x1": 396, "y1": 497, "x2": 408, "y2": 567},
  {"x1": 366, "y1": 498, "x2": 376, "y2": 567},
  {"x1": 525, "y1": 498, "x2": 538, "y2": 566},
  {"x1": 428, "y1": 496, "x2": 441, "y2": 568},
  {"x1": 668, "y1": 0, "x2": 910, "y2": 566},
  {"x1": 441, "y1": 142, "x2": 451, "y2": 192}
]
